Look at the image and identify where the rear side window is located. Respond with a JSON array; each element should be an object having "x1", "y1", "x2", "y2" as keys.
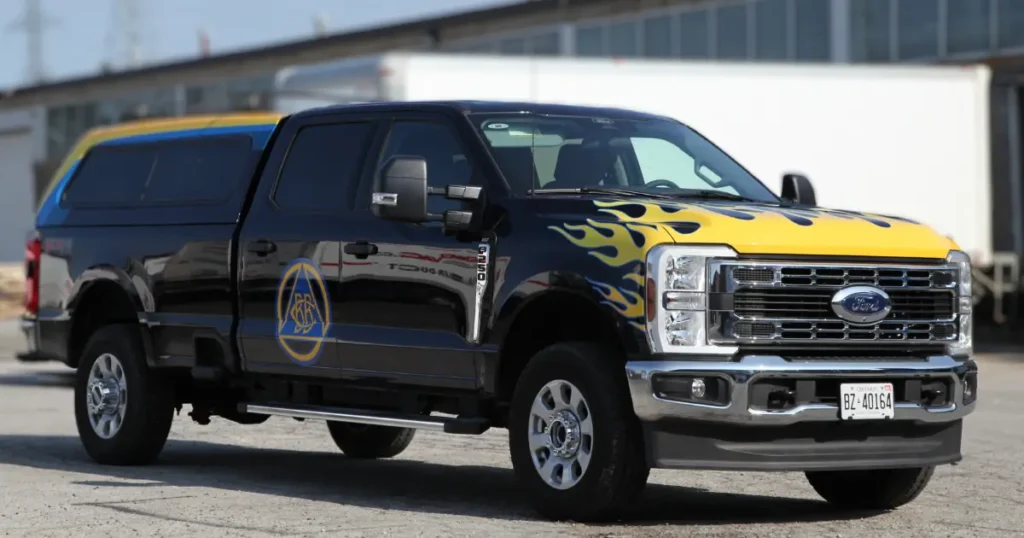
[
  {"x1": 62, "y1": 135, "x2": 252, "y2": 208},
  {"x1": 144, "y1": 137, "x2": 252, "y2": 203},
  {"x1": 272, "y1": 122, "x2": 375, "y2": 212},
  {"x1": 62, "y1": 146, "x2": 155, "y2": 207}
]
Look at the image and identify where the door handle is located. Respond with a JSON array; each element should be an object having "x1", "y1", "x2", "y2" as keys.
[
  {"x1": 344, "y1": 241, "x2": 379, "y2": 260},
  {"x1": 247, "y1": 239, "x2": 277, "y2": 257}
]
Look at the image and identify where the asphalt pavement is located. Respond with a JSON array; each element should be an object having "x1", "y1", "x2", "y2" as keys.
[{"x1": 1, "y1": 320, "x2": 1022, "y2": 537}]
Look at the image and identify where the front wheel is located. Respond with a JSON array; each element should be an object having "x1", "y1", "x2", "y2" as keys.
[
  {"x1": 805, "y1": 466, "x2": 936, "y2": 510},
  {"x1": 509, "y1": 342, "x2": 649, "y2": 522}
]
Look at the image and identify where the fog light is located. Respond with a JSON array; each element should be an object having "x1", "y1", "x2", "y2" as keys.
[
  {"x1": 691, "y1": 378, "x2": 706, "y2": 399},
  {"x1": 651, "y1": 375, "x2": 730, "y2": 406}
]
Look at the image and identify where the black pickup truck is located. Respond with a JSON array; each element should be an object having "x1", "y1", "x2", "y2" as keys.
[{"x1": 21, "y1": 101, "x2": 978, "y2": 521}]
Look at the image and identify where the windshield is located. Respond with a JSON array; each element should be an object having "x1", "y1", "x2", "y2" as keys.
[{"x1": 470, "y1": 113, "x2": 778, "y2": 202}]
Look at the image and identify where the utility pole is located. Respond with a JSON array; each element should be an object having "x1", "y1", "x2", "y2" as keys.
[
  {"x1": 7, "y1": 0, "x2": 58, "y2": 85},
  {"x1": 105, "y1": 0, "x2": 148, "y2": 70}
]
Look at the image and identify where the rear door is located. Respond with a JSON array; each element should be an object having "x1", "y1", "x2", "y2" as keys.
[{"x1": 237, "y1": 112, "x2": 385, "y2": 376}]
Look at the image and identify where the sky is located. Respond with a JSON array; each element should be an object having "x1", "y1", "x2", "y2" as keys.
[{"x1": 0, "y1": 0, "x2": 512, "y2": 89}]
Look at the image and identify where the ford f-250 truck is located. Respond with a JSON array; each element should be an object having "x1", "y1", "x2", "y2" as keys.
[{"x1": 21, "y1": 101, "x2": 978, "y2": 521}]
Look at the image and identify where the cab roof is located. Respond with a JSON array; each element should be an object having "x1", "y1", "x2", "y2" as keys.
[{"x1": 295, "y1": 100, "x2": 673, "y2": 122}]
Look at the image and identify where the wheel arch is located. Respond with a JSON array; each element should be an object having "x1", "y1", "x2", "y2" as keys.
[
  {"x1": 66, "y1": 266, "x2": 156, "y2": 369},
  {"x1": 488, "y1": 270, "x2": 646, "y2": 417}
]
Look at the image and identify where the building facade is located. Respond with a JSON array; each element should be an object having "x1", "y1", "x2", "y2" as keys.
[
  {"x1": 22, "y1": 0, "x2": 1024, "y2": 169},
  {"x1": 1, "y1": 0, "x2": 1023, "y2": 262}
]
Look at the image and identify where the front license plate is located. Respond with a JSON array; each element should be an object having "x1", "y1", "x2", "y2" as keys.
[{"x1": 839, "y1": 382, "x2": 895, "y2": 420}]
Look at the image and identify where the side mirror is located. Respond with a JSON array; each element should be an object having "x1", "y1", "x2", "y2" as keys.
[
  {"x1": 780, "y1": 173, "x2": 816, "y2": 206},
  {"x1": 372, "y1": 156, "x2": 485, "y2": 231},
  {"x1": 372, "y1": 156, "x2": 429, "y2": 222}
]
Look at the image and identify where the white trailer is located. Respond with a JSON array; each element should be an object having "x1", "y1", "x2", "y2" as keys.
[{"x1": 273, "y1": 53, "x2": 1013, "y2": 321}]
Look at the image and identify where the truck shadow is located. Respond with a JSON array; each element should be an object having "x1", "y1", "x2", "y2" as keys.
[{"x1": 0, "y1": 433, "x2": 881, "y2": 526}]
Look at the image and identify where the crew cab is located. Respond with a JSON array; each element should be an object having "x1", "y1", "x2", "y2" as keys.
[{"x1": 21, "y1": 102, "x2": 978, "y2": 521}]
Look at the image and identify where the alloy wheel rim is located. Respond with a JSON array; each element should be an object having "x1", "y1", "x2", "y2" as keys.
[
  {"x1": 86, "y1": 353, "x2": 128, "y2": 439},
  {"x1": 528, "y1": 379, "x2": 594, "y2": 490}
]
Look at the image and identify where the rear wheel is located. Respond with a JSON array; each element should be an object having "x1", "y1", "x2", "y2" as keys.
[
  {"x1": 509, "y1": 342, "x2": 649, "y2": 522},
  {"x1": 805, "y1": 466, "x2": 935, "y2": 510},
  {"x1": 74, "y1": 324, "x2": 175, "y2": 465},
  {"x1": 326, "y1": 422, "x2": 415, "y2": 459}
]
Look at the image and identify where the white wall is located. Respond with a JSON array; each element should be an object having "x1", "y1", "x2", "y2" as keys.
[{"x1": 0, "y1": 108, "x2": 43, "y2": 263}]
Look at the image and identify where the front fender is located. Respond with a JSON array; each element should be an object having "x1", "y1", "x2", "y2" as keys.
[{"x1": 488, "y1": 269, "x2": 648, "y2": 356}]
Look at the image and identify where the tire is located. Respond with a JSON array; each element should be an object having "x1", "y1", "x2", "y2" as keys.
[
  {"x1": 326, "y1": 422, "x2": 415, "y2": 459},
  {"x1": 74, "y1": 324, "x2": 175, "y2": 466},
  {"x1": 805, "y1": 466, "x2": 936, "y2": 510},
  {"x1": 508, "y1": 342, "x2": 650, "y2": 522}
]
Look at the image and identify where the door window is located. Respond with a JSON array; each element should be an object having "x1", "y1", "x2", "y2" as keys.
[
  {"x1": 273, "y1": 122, "x2": 375, "y2": 212},
  {"x1": 377, "y1": 121, "x2": 472, "y2": 214}
]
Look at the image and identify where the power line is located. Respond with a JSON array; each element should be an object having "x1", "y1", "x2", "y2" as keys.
[
  {"x1": 7, "y1": 0, "x2": 58, "y2": 85},
  {"x1": 104, "y1": 0, "x2": 148, "y2": 70}
]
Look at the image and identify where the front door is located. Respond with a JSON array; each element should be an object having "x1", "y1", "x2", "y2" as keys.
[
  {"x1": 333, "y1": 115, "x2": 488, "y2": 389},
  {"x1": 237, "y1": 114, "x2": 384, "y2": 376}
]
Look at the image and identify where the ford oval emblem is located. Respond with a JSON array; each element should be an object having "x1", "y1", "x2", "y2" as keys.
[{"x1": 831, "y1": 285, "x2": 892, "y2": 324}]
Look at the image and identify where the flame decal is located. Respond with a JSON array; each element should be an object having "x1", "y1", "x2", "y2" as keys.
[
  {"x1": 587, "y1": 273, "x2": 646, "y2": 332},
  {"x1": 593, "y1": 199, "x2": 907, "y2": 228},
  {"x1": 548, "y1": 198, "x2": 937, "y2": 330},
  {"x1": 548, "y1": 219, "x2": 675, "y2": 268}
]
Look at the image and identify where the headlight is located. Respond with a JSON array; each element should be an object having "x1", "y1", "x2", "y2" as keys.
[
  {"x1": 946, "y1": 250, "x2": 973, "y2": 357},
  {"x1": 646, "y1": 245, "x2": 737, "y2": 356}
]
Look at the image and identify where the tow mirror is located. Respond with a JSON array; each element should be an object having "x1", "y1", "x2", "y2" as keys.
[
  {"x1": 373, "y1": 156, "x2": 429, "y2": 222},
  {"x1": 372, "y1": 156, "x2": 485, "y2": 232},
  {"x1": 781, "y1": 173, "x2": 817, "y2": 206}
]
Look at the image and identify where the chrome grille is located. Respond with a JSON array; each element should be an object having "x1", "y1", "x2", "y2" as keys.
[
  {"x1": 732, "y1": 265, "x2": 957, "y2": 288},
  {"x1": 732, "y1": 289, "x2": 956, "y2": 320},
  {"x1": 709, "y1": 260, "x2": 960, "y2": 346}
]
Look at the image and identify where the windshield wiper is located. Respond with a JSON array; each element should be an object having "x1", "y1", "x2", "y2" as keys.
[
  {"x1": 528, "y1": 187, "x2": 677, "y2": 199},
  {"x1": 666, "y1": 190, "x2": 761, "y2": 203}
]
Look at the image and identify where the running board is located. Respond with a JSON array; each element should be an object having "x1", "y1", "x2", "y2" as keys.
[{"x1": 241, "y1": 403, "x2": 490, "y2": 434}]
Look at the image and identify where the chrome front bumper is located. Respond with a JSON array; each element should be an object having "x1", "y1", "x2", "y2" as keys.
[{"x1": 626, "y1": 355, "x2": 978, "y2": 426}]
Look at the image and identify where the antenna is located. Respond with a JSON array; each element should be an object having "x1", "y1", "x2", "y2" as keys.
[
  {"x1": 104, "y1": 0, "x2": 149, "y2": 70},
  {"x1": 313, "y1": 13, "x2": 329, "y2": 37},
  {"x1": 198, "y1": 26, "x2": 211, "y2": 57},
  {"x1": 7, "y1": 0, "x2": 58, "y2": 85}
]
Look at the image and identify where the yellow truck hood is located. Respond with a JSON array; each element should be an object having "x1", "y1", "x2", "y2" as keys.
[{"x1": 551, "y1": 199, "x2": 957, "y2": 262}]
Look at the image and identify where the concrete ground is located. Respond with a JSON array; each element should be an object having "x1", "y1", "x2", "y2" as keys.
[{"x1": 0, "y1": 320, "x2": 1021, "y2": 537}]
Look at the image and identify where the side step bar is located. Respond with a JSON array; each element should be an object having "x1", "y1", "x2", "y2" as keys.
[{"x1": 241, "y1": 403, "x2": 490, "y2": 435}]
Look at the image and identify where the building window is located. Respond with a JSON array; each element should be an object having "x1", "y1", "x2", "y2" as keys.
[
  {"x1": 754, "y1": 0, "x2": 789, "y2": 60},
  {"x1": 227, "y1": 75, "x2": 273, "y2": 111},
  {"x1": 576, "y1": 25, "x2": 605, "y2": 56},
  {"x1": 458, "y1": 42, "x2": 496, "y2": 54},
  {"x1": 716, "y1": 3, "x2": 750, "y2": 59},
  {"x1": 997, "y1": 0, "x2": 1024, "y2": 50},
  {"x1": 947, "y1": 0, "x2": 991, "y2": 55},
  {"x1": 896, "y1": 0, "x2": 939, "y2": 60},
  {"x1": 499, "y1": 37, "x2": 527, "y2": 55},
  {"x1": 679, "y1": 9, "x2": 711, "y2": 58},
  {"x1": 185, "y1": 82, "x2": 229, "y2": 115},
  {"x1": 851, "y1": 0, "x2": 893, "y2": 62},
  {"x1": 643, "y1": 15, "x2": 674, "y2": 57},
  {"x1": 609, "y1": 20, "x2": 639, "y2": 57},
  {"x1": 794, "y1": 0, "x2": 831, "y2": 61},
  {"x1": 530, "y1": 31, "x2": 561, "y2": 55}
]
